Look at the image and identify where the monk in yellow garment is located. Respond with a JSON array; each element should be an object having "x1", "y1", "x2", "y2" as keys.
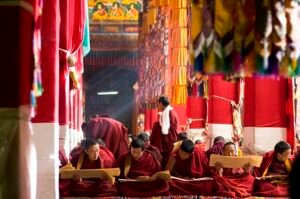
[
  {"x1": 92, "y1": 2, "x2": 108, "y2": 21},
  {"x1": 125, "y1": 3, "x2": 138, "y2": 20},
  {"x1": 109, "y1": 2, "x2": 124, "y2": 20},
  {"x1": 253, "y1": 141, "x2": 292, "y2": 197}
]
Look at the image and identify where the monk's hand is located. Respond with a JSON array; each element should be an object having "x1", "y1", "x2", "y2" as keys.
[
  {"x1": 215, "y1": 161, "x2": 223, "y2": 176},
  {"x1": 135, "y1": 176, "x2": 150, "y2": 181},
  {"x1": 72, "y1": 173, "x2": 82, "y2": 182},
  {"x1": 243, "y1": 162, "x2": 252, "y2": 173}
]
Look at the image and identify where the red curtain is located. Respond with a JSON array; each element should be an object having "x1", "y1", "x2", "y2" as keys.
[
  {"x1": 32, "y1": 0, "x2": 60, "y2": 123},
  {"x1": 208, "y1": 75, "x2": 239, "y2": 124},
  {"x1": 144, "y1": 109, "x2": 151, "y2": 131},
  {"x1": 244, "y1": 76, "x2": 287, "y2": 127},
  {"x1": 186, "y1": 96, "x2": 206, "y2": 128},
  {"x1": 173, "y1": 105, "x2": 187, "y2": 131},
  {"x1": 59, "y1": 0, "x2": 86, "y2": 126},
  {"x1": 286, "y1": 78, "x2": 295, "y2": 150}
]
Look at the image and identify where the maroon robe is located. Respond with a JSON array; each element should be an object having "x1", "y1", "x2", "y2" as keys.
[
  {"x1": 145, "y1": 144, "x2": 163, "y2": 163},
  {"x1": 150, "y1": 109, "x2": 179, "y2": 167},
  {"x1": 253, "y1": 150, "x2": 292, "y2": 197},
  {"x1": 117, "y1": 150, "x2": 170, "y2": 197},
  {"x1": 205, "y1": 141, "x2": 224, "y2": 159},
  {"x1": 213, "y1": 167, "x2": 255, "y2": 198},
  {"x1": 59, "y1": 146, "x2": 117, "y2": 197},
  {"x1": 84, "y1": 116, "x2": 129, "y2": 159},
  {"x1": 167, "y1": 147, "x2": 213, "y2": 195}
]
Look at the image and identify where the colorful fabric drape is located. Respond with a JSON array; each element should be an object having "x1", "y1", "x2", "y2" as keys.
[
  {"x1": 191, "y1": 0, "x2": 300, "y2": 76},
  {"x1": 169, "y1": 0, "x2": 189, "y2": 105}
]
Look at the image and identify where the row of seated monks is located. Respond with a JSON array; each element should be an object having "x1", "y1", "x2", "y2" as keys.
[{"x1": 59, "y1": 132, "x2": 299, "y2": 198}]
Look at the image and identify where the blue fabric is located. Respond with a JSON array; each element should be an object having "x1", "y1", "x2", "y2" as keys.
[{"x1": 82, "y1": 0, "x2": 90, "y2": 57}]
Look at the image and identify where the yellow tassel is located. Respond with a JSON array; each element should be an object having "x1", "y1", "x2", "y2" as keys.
[
  {"x1": 171, "y1": 28, "x2": 187, "y2": 46},
  {"x1": 69, "y1": 66, "x2": 81, "y2": 90}
]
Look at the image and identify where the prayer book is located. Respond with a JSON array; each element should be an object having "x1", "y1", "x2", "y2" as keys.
[
  {"x1": 171, "y1": 176, "x2": 213, "y2": 182},
  {"x1": 255, "y1": 174, "x2": 288, "y2": 180},
  {"x1": 118, "y1": 170, "x2": 171, "y2": 182},
  {"x1": 59, "y1": 165, "x2": 120, "y2": 183},
  {"x1": 209, "y1": 154, "x2": 263, "y2": 168}
]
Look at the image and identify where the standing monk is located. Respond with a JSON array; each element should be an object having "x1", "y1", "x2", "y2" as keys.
[
  {"x1": 253, "y1": 141, "x2": 292, "y2": 197},
  {"x1": 150, "y1": 95, "x2": 179, "y2": 167},
  {"x1": 59, "y1": 139, "x2": 117, "y2": 197},
  {"x1": 117, "y1": 138, "x2": 170, "y2": 197}
]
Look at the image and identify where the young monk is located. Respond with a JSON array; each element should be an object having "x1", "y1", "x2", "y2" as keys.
[
  {"x1": 165, "y1": 139, "x2": 213, "y2": 195},
  {"x1": 137, "y1": 132, "x2": 162, "y2": 163},
  {"x1": 205, "y1": 136, "x2": 225, "y2": 159},
  {"x1": 117, "y1": 138, "x2": 170, "y2": 197},
  {"x1": 253, "y1": 141, "x2": 292, "y2": 197},
  {"x1": 213, "y1": 141, "x2": 255, "y2": 198},
  {"x1": 59, "y1": 139, "x2": 117, "y2": 197}
]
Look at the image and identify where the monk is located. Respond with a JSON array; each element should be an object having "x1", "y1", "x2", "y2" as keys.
[
  {"x1": 137, "y1": 132, "x2": 162, "y2": 163},
  {"x1": 117, "y1": 138, "x2": 170, "y2": 197},
  {"x1": 194, "y1": 138, "x2": 206, "y2": 152},
  {"x1": 59, "y1": 139, "x2": 117, "y2": 197},
  {"x1": 150, "y1": 95, "x2": 179, "y2": 167},
  {"x1": 213, "y1": 141, "x2": 255, "y2": 198},
  {"x1": 171, "y1": 132, "x2": 188, "y2": 154},
  {"x1": 253, "y1": 141, "x2": 292, "y2": 197},
  {"x1": 205, "y1": 136, "x2": 225, "y2": 159},
  {"x1": 82, "y1": 115, "x2": 129, "y2": 159},
  {"x1": 165, "y1": 139, "x2": 213, "y2": 195}
]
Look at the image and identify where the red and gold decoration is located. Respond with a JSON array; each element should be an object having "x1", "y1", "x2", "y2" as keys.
[{"x1": 88, "y1": 0, "x2": 142, "y2": 21}]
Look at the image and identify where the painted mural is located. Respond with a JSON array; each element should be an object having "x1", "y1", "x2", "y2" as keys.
[{"x1": 88, "y1": 0, "x2": 142, "y2": 21}]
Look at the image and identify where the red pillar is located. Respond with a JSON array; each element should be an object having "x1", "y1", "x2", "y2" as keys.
[
  {"x1": 0, "y1": 3, "x2": 35, "y2": 198},
  {"x1": 31, "y1": 0, "x2": 60, "y2": 198}
]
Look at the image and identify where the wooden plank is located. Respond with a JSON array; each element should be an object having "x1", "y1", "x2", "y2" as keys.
[
  {"x1": 209, "y1": 154, "x2": 263, "y2": 168},
  {"x1": 59, "y1": 168, "x2": 120, "y2": 179}
]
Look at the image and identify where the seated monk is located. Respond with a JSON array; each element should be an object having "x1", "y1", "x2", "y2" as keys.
[
  {"x1": 117, "y1": 138, "x2": 170, "y2": 197},
  {"x1": 82, "y1": 115, "x2": 129, "y2": 160},
  {"x1": 205, "y1": 136, "x2": 225, "y2": 159},
  {"x1": 69, "y1": 138, "x2": 106, "y2": 160},
  {"x1": 137, "y1": 132, "x2": 162, "y2": 163},
  {"x1": 171, "y1": 132, "x2": 188, "y2": 153},
  {"x1": 194, "y1": 138, "x2": 206, "y2": 152},
  {"x1": 213, "y1": 141, "x2": 255, "y2": 198},
  {"x1": 59, "y1": 139, "x2": 117, "y2": 197},
  {"x1": 165, "y1": 139, "x2": 213, "y2": 195},
  {"x1": 253, "y1": 141, "x2": 292, "y2": 197}
]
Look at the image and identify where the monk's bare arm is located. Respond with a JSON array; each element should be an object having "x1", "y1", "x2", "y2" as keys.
[{"x1": 165, "y1": 157, "x2": 175, "y2": 172}]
